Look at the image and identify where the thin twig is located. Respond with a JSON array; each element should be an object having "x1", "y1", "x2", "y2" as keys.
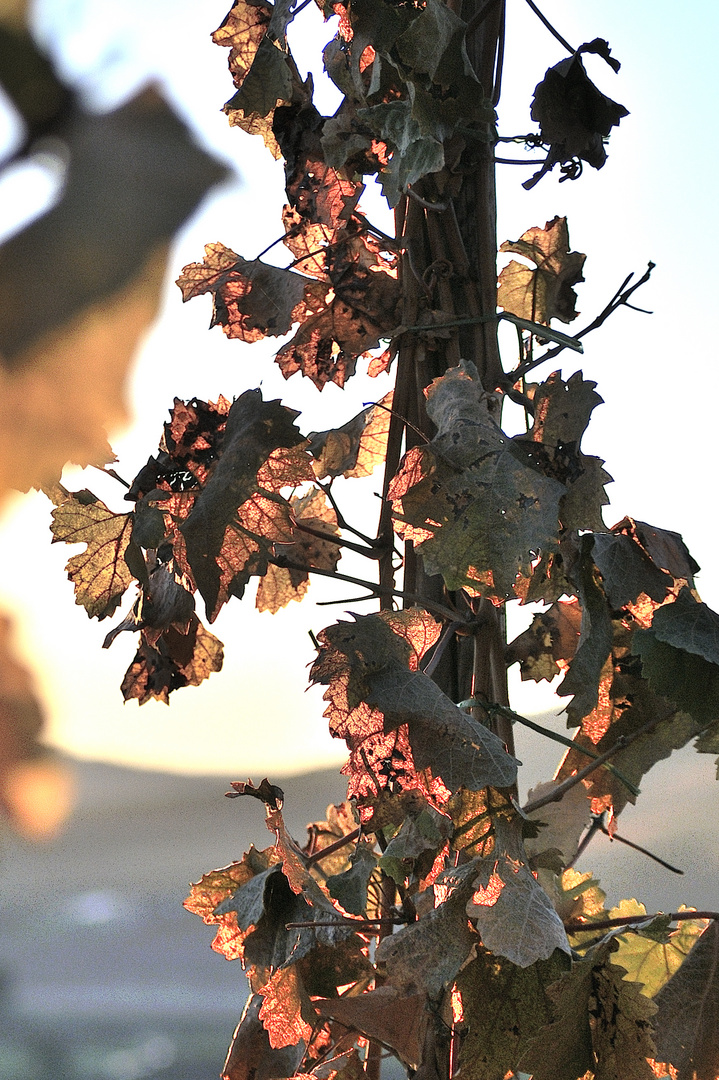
[
  {"x1": 564, "y1": 911, "x2": 718, "y2": 935},
  {"x1": 293, "y1": 520, "x2": 381, "y2": 559},
  {"x1": 316, "y1": 481, "x2": 377, "y2": 547},
  {"x1": 269, "y1": 554, "x2": 466, "y2": 623},
  {"x1": 285, "y1": 918, "x2": 405, "y2": 929},
  {"x1": 598, "y1": 821, "x2": 684, "y2": 875},
  {"x1": 513, "y1": 262, "x2": 655, "y2": 379},
  {"x1": 306, "y1": 827, "x2": 361, "y2": 866},
  {"x1": 404, "y1": 186, "x2": 449, "y2": 212},
  {"x1": 423, "y1": 620, "x2": 464, "y2": 678},
  {"x1": 459, "y1": 698, "x2": 641, "y2": 797},
  {"x1": 523, "y1": 0, "x2": 575, "y2": 54},
  {"x1": 92, "y1": 465, "x2": 130, "y2": 488},
  {"x1": 521, "y1": 712, "x2": 673, "y2": 815},
  {"x1": 494, "y1": 156, "x2": 547, "y2": 165}
]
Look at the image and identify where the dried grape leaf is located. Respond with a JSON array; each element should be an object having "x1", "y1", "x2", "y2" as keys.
[
  {"x1": 184, "y1": 846, "x2": 277, "y2": 961},
  {"x1": 120, "y1": 615, "x2": 223, "y2": 704},
  {"x1": 50, "y1": 490, "x2": 134, "y2": 620},
  {"x1": 523, "y1": 779, "x2": 593, "y2": 870},
  {"x1": 498, "y1": 218, "x2": 586, "y2": 325},
  {"x1": 524, "y1": 41, "x2": 628, "y2": 190},
  {"x1": 212, "y1": 0, "x2": 272, "y2": 93},
  {"x1": 506, "y1": 598, "x2": 581, "y2": 682},
  {"x1": 390, "y1": 361, "x2": 565, "y2": 599},
  {"x1": 223, "y1": 36, "x2": 293, "y2": 157},
  {"x1": 613, "y1": 518, "x2": 699, "y2": 590},
  {"x1": 376, "y1": 881, "x2": 478, "y2": 998},
  {"x1": 177, "y1": 243, "x2": 311, "y2": 343},
  {"x1": 653, "y1": 921, "x2": 719, "y2": 1080},
  {"x1": 314, "y1": 987, "x2": 430, "y2": 1069},
  {"x1": 222, "y1": 994, "x2": 305, "y2": 1080},
  {"x1": 258, "y1": 963, "x2": 316, "y2": 1049},
  {"x1": 520, "y1": 936, "x2": 657, "y2": 1080},
  {"x1": 556, "y1": 536, "x2": 613, "y2": 725},
  {"x1": 179, "y1": 390, "x2": 303, "y2": 618},
  {"x1": 308, "y1": 392, "x2": 393, "y2": 479},
  {"x1": 592, "y1": 533, "x2": 672, "y2": 609},
  {"x1": 457, "y1": 945, "x2": 570, "y2": 1080},
  {"x1": 326, "y1": 842, "x2": 377, "y2": 915},
  {"x1": 466, "y1": 820, "x2": 570, "y2": 967},
  {"x1": 256, "y1": 488, "x2": 340, "y2": 614}
]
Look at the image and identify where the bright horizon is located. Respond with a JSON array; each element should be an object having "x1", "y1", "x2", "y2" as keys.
[{"x1": 0, "y1": 0, "x2": 717, "y2": 778}]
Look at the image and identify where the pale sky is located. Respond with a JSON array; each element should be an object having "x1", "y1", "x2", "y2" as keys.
[{"x1": 0, "y1": 0, "x2": 717, "y2": 778}]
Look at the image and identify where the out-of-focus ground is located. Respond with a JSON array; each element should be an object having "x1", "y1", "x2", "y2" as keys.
[{"x1": 0, "y1": 745, "x2": 715, "y2": 1079}]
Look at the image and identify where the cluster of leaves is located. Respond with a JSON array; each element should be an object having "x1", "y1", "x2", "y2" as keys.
[
  {"x1": 49, "y1": 388, "x2": 392, "y2": 704},
  {"x1": 26, "y1": 0, "x2": 717, "y2": 1074}
]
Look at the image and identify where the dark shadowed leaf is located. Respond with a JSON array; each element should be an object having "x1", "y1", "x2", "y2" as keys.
[
  {"x1": 506, "y1": 598, "x2": 581, "y2": 682},
  {"x1": 457, "y1": 946, "x2": 570, "y2": 1080},
  {"x1": 609, "y1": 900, "x2": 708, "y2": 1000},
  {"x1": 120, "y1": 615, "x2": 223, "y2": 704},
  {"x1": 653, "y1": 921, "x2": 719, "y2": 1080},
  {"x1": 222, "y1": 994, "x2": 305, "y2": 1080},
  {"x1": 592, "y1": 532, "x2": 672, "y2": 608},
  {"x1": 556, "y1": 536, "x2": 613, "y2": 724},
  {"x1": 326, "y1": 842, "x2": 377, "y2": 915},
  {"x1": 314, "y1": 988, "x2": 430, "y2": 1069}
]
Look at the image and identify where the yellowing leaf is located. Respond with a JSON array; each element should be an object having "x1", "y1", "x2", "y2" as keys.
[
  {"x1": 51, "y1": 491, "x2": 134, "y2": 619},
  {"x1": 498, "y1": 216, "x2": 586, "y2": 325},
  {"x1": 309, "y1": 392, "x2": 393, "y2": 479},
  {"x1": 611, "y1": 902, "x2": 709, "y2": 999}
]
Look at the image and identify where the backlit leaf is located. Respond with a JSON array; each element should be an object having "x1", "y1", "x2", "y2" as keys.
[
  {"x1": 389, "y1": 361, "x2": 566, "y2": 599},
  {"x1": 256, "y1": 488, "x2": 340, "y2": 614},
  {"x1": 498, "y1": 217, "x2": 586, "y2": 325},
  {"x1": 221, "y1": 994, "x2": 305, "y2": 1080},
  {"x1": 258, "y1": 963, "x2": 316, "y2": 1049},
  {"x1": 120, "y1": 615, "x2": 223, "y2": 704},
  {"x1": 610, "y1": 901, "x2": 708, "y2": 999},
  {"x1": 50, "y1": 490, "x2": 134, "y2": 620},
  {"x1": 308, "y1": 392, "x2": 393, "y2": 479}
]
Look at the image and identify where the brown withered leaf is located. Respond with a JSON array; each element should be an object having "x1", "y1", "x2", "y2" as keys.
[
  {"x1": 177, "y1": 243, "x2": 311, "y2": 343},
  {"x1": 505, "y1": 599, "x2": 581, "y2": 682},
  {"x1": 525, "y1": 41, "x2": 628, "y2": 190},
  {"x1": 311, "y1": 611, "x2": 518, "y2": 798},
  {"x1": 258, "y1": 964, "x2": 316, "y2": 1049},
  {"x1": 304, "y1": 801, "x2": 360, "y2": 880},
  {"x1": 212, "y1": 0, "x2": 271, "y2": 93},
  {"x1": 279, "y1": 108, "x2": 364, "y2": 229},
  {"x1": 498, "y1": 217, "x2": 586, "y2": 325},
  {"x1": 102, "y1": 559, "x2": 195, "y2": 648},
  {"x1": 314, "y1": 988, "x2": 430, "y2": 1069},
  {"x1": 120, "y1": 615, "x2": 223, "y2": 704},
  {"x1": 308, "y1": 391, "x2": 393, "y2": 479},
  {"x1": 653, "y1": 921, "x2": 719, "y2": 1080},
  {"x1": 180, "y1": 390, "x2": 304, "y2": 618},
  {"x1": 50, "y1": 490, "x2": 134, "y2": 620},
  {"x1": 282, "y1": 205, "x2": 334, "y2": 279},
  {"x1": 223, "y1": 37, "x2": 293, "y2": 158},
  {"x1": 222, "y1": 995, "x2": 305, "y2": 1080},
  {"x1": 256, "y1": 488, "x2": 340, "y2": 613},
  {"x1": 184, "y1": 845, "x2": 278, "y2": 961}
]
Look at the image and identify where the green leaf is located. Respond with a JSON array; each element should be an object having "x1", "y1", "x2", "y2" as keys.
[
  {"x1": 632, "y1": 632, "x2": 719, "y2": 726},
  {"x1": 609, "y1": 900, "x2": 708, "y2": 999},
  {"x1": 50, "y1": 490, "x2": 135, "y2": 619}
]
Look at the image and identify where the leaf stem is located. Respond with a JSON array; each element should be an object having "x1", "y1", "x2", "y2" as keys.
[
  {"x1": 306, "y1": 827, "x2": 361, "y2": 866},
  {"x1": 522, "y1": 0, "x2": 575, "y2": 54},
  {"x1": 316, "y1": 481, "x2": 378, "y2": 547},
  {"x1": 597, "y1": 820, "x2": 684, "y2": 875},
  {"x1": 269, "y1": 555, "x2": 467, "y2": 623},
  {"x1": 521, "y1": 712, "x2": 672, "y2": 815},
  {"x1": 564, "y1": 911, "x2": 717, "y2": 935},
  {"x1": 458, "y1": 699, "x2": 640, "y2": 797},
  {"x1": 293, "y1": 520, "x2": 381, "y2": 559}
]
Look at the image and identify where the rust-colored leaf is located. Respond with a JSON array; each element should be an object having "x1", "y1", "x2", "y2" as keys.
[
  {"x1": 256, "y1": 488, "x2": 340, "y2": 614},
  {"x1": 309, "y1": 392, "x2": 393, "y2": 479},
  {"x1": 120, "y1": 614, "x2": 223, "y2": 704},
  {"x1": 51, "y1": 490, "x2": 135, "y2": 619},
  {"x1": 184, "y1": 845, "x2": 277, "y2": 961},
  {"x1": 314, "y1": 988, "x2": 430, "y2": 1069},
  {"x1": 259, "y1": 964, "x2": 317, "y2": 1049}
]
